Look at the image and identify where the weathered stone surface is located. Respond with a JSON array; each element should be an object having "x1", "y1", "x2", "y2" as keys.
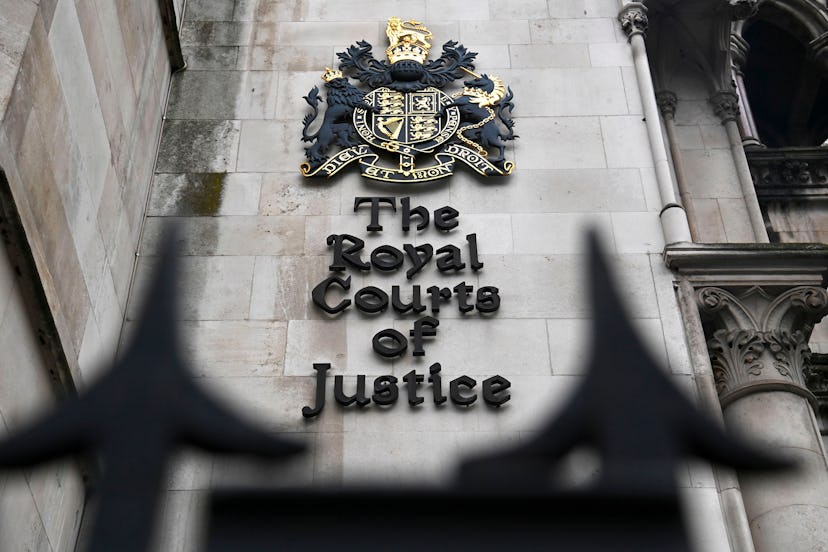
[
  {"x1": 275, "y1": 21, "x2": 381, "y2": 45},
  {"x1": 459, "y1": 20, "x2": 531, "y2": 44},
  {"x1": 180, "y1": 21, "x2": 253, "y2": 45},
  {"x1": 754, "y1": 505, "x2": 828, "y2": 552},
  {"x1": 156, "y1": 120, "x2": 241, "y2": 172},
  {"x1": 509, "y1": 67, "x2": 628, "y2": 116},
  {"x1": 128, "y1": 256, "x2": 256, "y2": 321},
  {"x1": 682, "y1": 149, "x2": 743, "y2": 199},
  {"x1": 140, "y1": 215, "x2": 304, "y2": 256},
  {"x1": 451, "y1": 168, "x2": 646, "y2": 212},
  {"x1": 238, "y1": 44, "x2": 335, "y2": 71},
  {"x1": 482, "y1": 253, "x2": 659, "y2": 318},
  {"x1": 237, "y1": 120, "x2": 302, "y2": 171},
  {"x1": 531, "y1": 18, "x2": 617, "y2": 44},
  {"x1": 182, "y1": 45, "x2": 239, "y2": 70},
  {"x1": 149, "y1": 173, "x2": 263, "y2": 216},
  {"x1": 305, "y1": 0, "x2": 426, "y2": 21},
  {"x1": 589, "y1": 42, "x2": 634, "y2": 67},
  {"x1": 167, "y1": 71, "x2": 244, "y2": 119},
  {"x1": 180, "y1": 320, "x2": 287, "y2": 377},
  {"x1": 510, "y1": 44, "x2": 590, "y2": 68},
  {"x1": 514, "y1": 117, "x2": 607, "y2": 169},
  {"x1": 511, "y1": 212, "x2": 613, "y2": 254},
  {"x1": 600, "y1": 116, "x2": 654, "y2": 168},
  {"x1": 249, "y1": 255, "x2": 329, "y2": 321},
  {"x1": 260, "y1": 173, "x2": 341, "y2": 215},
  {"x1": 547, "y1": 0, "x2": 619, "y2": 18},
  {"x1": 680, "y1": 487, "x2": 732, "y2": 552},
  {"x1": 184, "y1": 0, "x2": 235, "y2": 22},
  {"x1": 611, "y1": 212, "x2": 664, "y2": 253},
  {"x1": 489, "y1": 0, "x2": 548, "y2": 19}
]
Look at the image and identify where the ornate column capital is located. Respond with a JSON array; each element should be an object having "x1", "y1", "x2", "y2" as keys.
[
  {"x1": 655, "y1": 90, "x2": 677, "y2": 120},
  {"x1": 728, "y1": 0, "x2": 760, "y2": 20},
  {"x1": 697, "y1": 286, "x2": 828, "y2": 407},
  {"x1": 709, "y1": 90, "x2": 741, "y2": 123},
  {"x1": 619, "y1": 2, "x2": 648, "y2": 40}
]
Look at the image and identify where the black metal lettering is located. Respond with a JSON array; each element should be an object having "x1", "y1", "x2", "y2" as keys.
[
  {"x1": 403, "y1": 244, "x2": 433, "y2": 279},
  {"x1": 334, "y1": 375, "x2": 371, "y2": 407},
  {"x1": 450, "y1": 375, "x2": 477, "y2": 406},
  {"x1": 327, "y1": 234, "x2": 369, "y2": 271},
  {"x1": 371, "y1": 245, "x2": 405, "y2": 271},
  {"x1": 311, "y1": 275, "x2": 351, "y2": 314},
  {"x1": 427, "y1": 286, "x2": 452, "y2": 313},
  {"x1": 436, "y1": 245, "x2": 465, "y2": 272},
  {"x1": 353, "y1": 197, "x2": 396, "y2": 231},
  {"x1": 301, "y1": 363, "x2": 330, "y2": 418},
  {"x1": 372, "y1": 329, "x2": 407, "y2": 358},
  {"x1": 400, "y1": 196, "x2": 429, "y2": 231},
  {"x1": 476, "y1": 286, "x2": 501, "y2": 313},
  {"x1": 372, "y1": 375, "x2": 399, "y2": 405},
  {"x1": 391, "y1": 285, "x2": 426, "y2": 314},
  {"x1": 467, "y1": 233, "x2": 484, "y2": 271},
  {"x1": 428, "y1": 363, "x2": 447, "y2": 405},
  {"x1": 402, "y1": 370, "x2": 424, "y2": 406},
  {"x1": 482, "y1": 375, "x2": 511, "y2": 407},
  {"x1": 453, "y1": 282, "x2": 474, "y2": 313},
  {"x1": 409, "y1": 316, "x2": 439, "y2": 357},
  {"x1": 354, "y1": 286, "x2": 389, "y2": 314},
  {"x1": 434, "y1": 205, "x2": 459, "y2": 231}
]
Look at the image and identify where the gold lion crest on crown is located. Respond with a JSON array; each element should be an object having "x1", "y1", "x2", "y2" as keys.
[{"x1": 385, "y1": 17, "x2": 433, "y2": 64}]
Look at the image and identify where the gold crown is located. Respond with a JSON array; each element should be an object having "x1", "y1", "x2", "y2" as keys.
[
  {"x1": 385, "y1": 17, "x2": 432, "y2": 64},
  {"x1": 321, "y1": 67, "x2": 343, "y2": 82}
]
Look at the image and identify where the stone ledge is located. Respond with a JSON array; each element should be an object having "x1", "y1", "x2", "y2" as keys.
[{"x1": 663, "y1": 242, "x2": 828, "y2": 287}]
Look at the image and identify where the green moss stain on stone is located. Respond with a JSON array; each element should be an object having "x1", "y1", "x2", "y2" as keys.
[{"x1": 178, "y1": 173, "x2": 225, "y2": 215}]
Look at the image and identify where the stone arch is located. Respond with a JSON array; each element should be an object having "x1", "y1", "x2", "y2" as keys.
[{"x1": 739, "y1": 0, "x2": 828, "y2": 146}]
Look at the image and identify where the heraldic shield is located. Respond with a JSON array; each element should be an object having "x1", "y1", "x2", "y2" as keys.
[{"x1": 299, "y1": 17, "x2": 517, "y2": 183}]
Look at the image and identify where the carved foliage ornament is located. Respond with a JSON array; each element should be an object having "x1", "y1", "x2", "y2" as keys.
[
  {"x1": 655, "y1": 91, "x2": 678, "y2": 119},
  {"x1": 619, "y1": 3, "x2": 648, "y2": 39},
  {"x1": 299, "y1": 17, "x2": 517, "y2": 183},
  {"x1": 729, "y1": 0, "x2": 760, "y2": 20},
  {"x1": 698, "y1": 286, "x2": 828, "y2": 405},
  {"x1": 707, "y1": 329, "x2": 811, "y2": 396},
  {"x1": 709, "y1": 91, "x2": 741, "y2": 124}
]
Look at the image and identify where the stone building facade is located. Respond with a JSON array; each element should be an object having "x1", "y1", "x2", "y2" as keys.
[{"x1": 0, "y1": 0, "x2": 827, "y2": 550}]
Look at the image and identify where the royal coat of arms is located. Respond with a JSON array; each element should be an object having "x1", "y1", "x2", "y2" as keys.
[{"x1": 300, "y1": 17, "x2": 517, "y2": 183}]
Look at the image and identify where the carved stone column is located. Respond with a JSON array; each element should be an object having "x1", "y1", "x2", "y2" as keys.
[
  {"x1": 710, "y1": 90, "x2": 769, "y2": 243},
  {"x1": 730, "y1": 31, "x2": 762, "y2": 147},
  {"x1": 666, "y1": 243, "x2": 828, "y2": 551}
]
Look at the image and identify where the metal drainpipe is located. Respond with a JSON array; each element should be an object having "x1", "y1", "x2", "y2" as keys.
[{"x1": 619, "y1": 2, "x2": 692, "y2": 245}]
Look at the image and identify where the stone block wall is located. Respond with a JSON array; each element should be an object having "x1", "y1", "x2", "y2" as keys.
[
  {"x1": 0, "y1": 0, "x2": 172, "y2": 386},
  {"x1": 0, "y1": 0, "x2": 176, "y2": 549},
  {"x1": 133, "y1": 1, "x2": 731, "y2": 549}
]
